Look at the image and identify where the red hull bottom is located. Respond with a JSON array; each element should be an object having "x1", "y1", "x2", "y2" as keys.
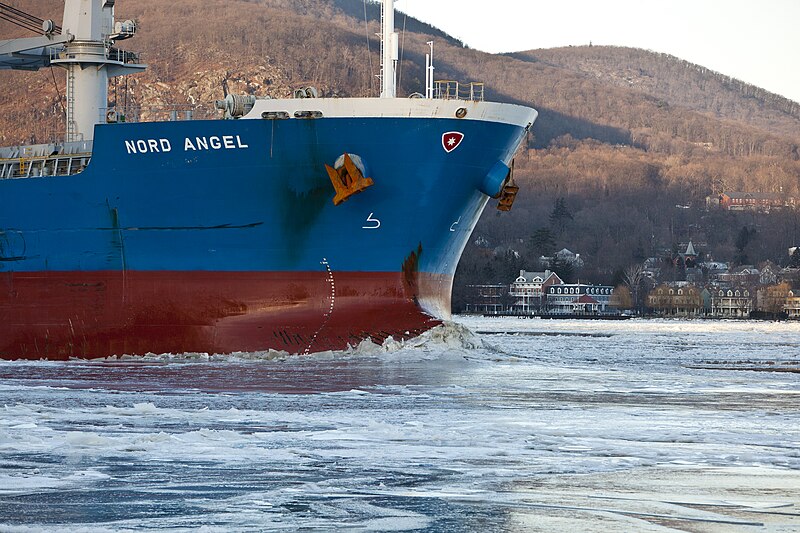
[{"x1": 0, "y1": 271, "x2": 448, "y2": 360}]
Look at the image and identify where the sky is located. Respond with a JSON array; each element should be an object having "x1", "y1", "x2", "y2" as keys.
[{"x1": 395, "y1": 0, "x2": 800, "y2": 104}]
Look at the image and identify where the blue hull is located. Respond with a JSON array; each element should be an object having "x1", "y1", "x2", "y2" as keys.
[{"x1": 0, "y1": 113, "x2": 529, "y2": 358}]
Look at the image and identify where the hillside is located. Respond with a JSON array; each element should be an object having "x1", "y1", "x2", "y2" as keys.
[
  {"x1": 512, "y1": 46, "x2": 800, "y2": 140},
  {"x1": 1, "y1": 0, "x2": 800, "y2": 307}
]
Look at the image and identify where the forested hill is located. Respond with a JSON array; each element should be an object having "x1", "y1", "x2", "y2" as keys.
[
  {"x1": 1, "y1": 0, "x2": 798, "y2": 153},
  {"x1": 1, "y1": 0, "x2": 799, "y2": 299},
  {"x1": 512, "y1": 46, "x2": 800, "y2": 139}
]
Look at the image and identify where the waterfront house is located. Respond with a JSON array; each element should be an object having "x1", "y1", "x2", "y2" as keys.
[
  {"x1": 756, "y1": 282, "x2": 792, "y2": 315},
  {"x1": 545, "y1": 284, "x2": 614, "y2": 315},
  {"x1": 647, "y1": 284, "x2": 704, "y2": 316},
  {"x1": 509, "y1": 270, "x2": 563, "y2": 314},
  {"x1": 785, "y1": 290, "x2": 800, "y2": 319},
  {"x1": 464, "y1": 284, "x2": 508, "y2": 315},
  {"x1": 710, "y1": 287, "x2": 753, "y2": 317}
]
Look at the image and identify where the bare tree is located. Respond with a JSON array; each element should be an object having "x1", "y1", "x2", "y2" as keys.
[{"x1": 623, "y1": 263, "x2": 645, "y2": 313}]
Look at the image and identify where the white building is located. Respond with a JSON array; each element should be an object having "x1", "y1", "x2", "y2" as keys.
[
  {"x1": 540, "y1": 248, "x2": 584, "y2": 269},
  {"x1": 711, "y1": 287, "x2": 753, "y2": 317},
  {"x1": 785, "y1": 290, "x2": 800, "y2": 319},
  {"x1": 545, "y1": 284, "x2": 614, "y2": 315},
  {"x1": 509, "y1": 270, "x2": 563, "y2": 314}
]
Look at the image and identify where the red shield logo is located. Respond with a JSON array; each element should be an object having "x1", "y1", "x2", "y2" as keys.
[{"x1": 442, "y1": 131, "x2": 464, "y2": 153}]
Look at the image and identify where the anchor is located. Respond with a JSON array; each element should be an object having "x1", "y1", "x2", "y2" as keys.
[
  {"x1": 325, "y1": 153, "x2": 374, "y2": 206},
  {"x1": 496, "y1": 160, "x2": 519, "y2": 212}
]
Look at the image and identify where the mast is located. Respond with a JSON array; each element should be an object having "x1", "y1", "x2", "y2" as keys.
[
  {"x1": 425, "y1": 40, "x2": 434, "y2": 99},
  {"x1": 379, "y1": 0, "x2": 398, "y2": 98}
]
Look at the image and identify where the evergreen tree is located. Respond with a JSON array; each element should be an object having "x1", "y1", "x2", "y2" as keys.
[
  {"x1": 530, "y1": 227, "x2": 556, "y2": 257},
  {"x1": 734, "y1": 226, "x2": 756, "y2": 266},
  {"x1": 549, "y1": 197, "x2": 573, "y2": 234}
]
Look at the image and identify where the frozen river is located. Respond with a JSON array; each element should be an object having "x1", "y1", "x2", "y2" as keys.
[{"x1": 0, "y1": 318, "x2": 798, "y2": 532}]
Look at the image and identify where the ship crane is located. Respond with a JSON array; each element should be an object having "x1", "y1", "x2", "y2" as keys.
[
  {"x1": 0, "y1": 2, "x2": 70, "y2": 70},
  {"x1": 0, "y1": 0, "x2": 145, "y2": 142}
]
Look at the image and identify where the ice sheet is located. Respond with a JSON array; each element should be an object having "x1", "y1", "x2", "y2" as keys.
[{"x1": 0, "y1": 318, "x2": 798, "y2": 531}]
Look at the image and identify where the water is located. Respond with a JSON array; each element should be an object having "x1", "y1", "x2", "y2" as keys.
[{"x1": 0, "y1": 318, "x2": 798, "y2": 532}]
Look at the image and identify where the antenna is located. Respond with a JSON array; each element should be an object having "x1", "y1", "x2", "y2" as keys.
[{"x1": 425, "y1": 41, "x2": 434, "y2": 99}]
